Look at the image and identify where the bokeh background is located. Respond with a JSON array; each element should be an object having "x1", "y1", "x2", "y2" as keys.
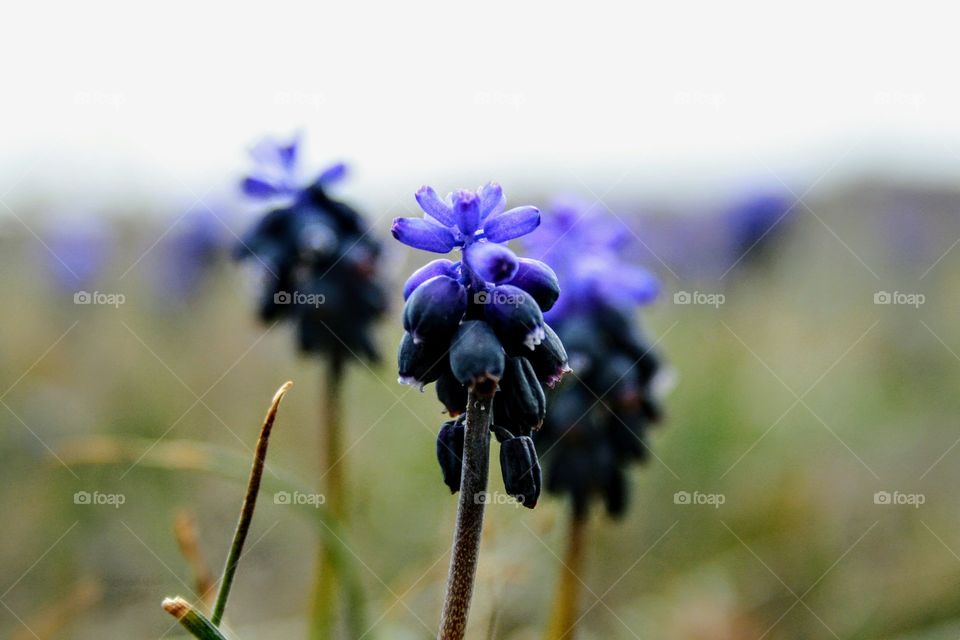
[{"x1": 3, "y1": 2, "x2": 960, "y2": 638}]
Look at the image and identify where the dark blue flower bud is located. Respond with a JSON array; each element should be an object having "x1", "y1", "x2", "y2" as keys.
[
  {"x1": 496, "y1": 357, "x2": 546, "y2": 435},
  {"x1": 508, "y1": 258, "x2": 560, "y2": 312},
  {"x1": 402, "y1": 275, "x2": 467, "y2": 343},
  {"x1": 499, "y1": 435, "x2": 541, "y2": 508},
  {"x1": 449, "y1": 320, "x2": 505, "y2": 396},
  {"x1": 482, "y1": 284, "x2": 546, "y2": 352},
  {"x1": 465, "y1": 243, "x2": 519, "y2": 284},
  {"x1": 435, "y1": 366, "x2": 467, "y2": 416},
  {"x1": 436, "y1": 418, "x2": 466, "y2": 493},
  {"x1": 398, "y1": 331, "x2": 448, "y2": 389},
  {"x1": 525, "y1": 323, "x2": 569, "y2": 387},
  {"x1": 402, "y1": 259, "x2": 459, "y2": 300}
]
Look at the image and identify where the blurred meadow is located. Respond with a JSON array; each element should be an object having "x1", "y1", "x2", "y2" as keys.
[{"x1": 2, "y1": 176, "x2": 960, "y2": 639}]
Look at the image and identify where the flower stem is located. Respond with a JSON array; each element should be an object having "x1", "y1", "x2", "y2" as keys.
[
  {"x1": 210, "y1": 381, "x2": 293, "y2": 627},
  {"x1": 310, "y1": 355, "x2": 345, "y2": 640},
  {"x1": 544, "y1": 509, "x2": 587, "y2": 640},
  {"x1": 438, "y1": 390, "x2": 492, "y2": 640}
]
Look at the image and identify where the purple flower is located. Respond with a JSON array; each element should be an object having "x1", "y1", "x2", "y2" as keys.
[
  {"x1": 235, "y1": 138, "x2": 386, "y2": 362},
  {"x1": 393, "y1": 183, "x2": 541, "y2": 254},
  {"x1": 394, "y1": 184, "x2": 558, "y2": 358},
  {"x1": 394, "y1": 182, "x2": 568, "y2": 502},
  {"x1": 525, "y1": 196, "x2": 659, "y2": 323}
]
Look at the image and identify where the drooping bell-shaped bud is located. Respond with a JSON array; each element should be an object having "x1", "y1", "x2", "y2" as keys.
[
  {"x1": 525, "y1": 323, "x2": 569, "y2": 387},
  {"x1": 465, "y1": 242, "x2": 519, "y2": 284},
  {"x1": 496, "y1": 357, "x2": 546, "y2": 435},
  {"x1": 449, "y1": 320, "x2": 505, "y2": 396},
  {"x1": 402, "y1": 275, "x2": 467, "y2": 343},
  {"x1": 398, "y1": 331, "x2": 448, "y2": 389},
  {"x1": 436, "y1": 418, "x2": 466, "y2": 493},
  {"x1": 482, "y1": 284, "x2": 546, "y2": 352},
  {"x1": 499, "y1": 435, "x2": 541, "y2": 509},
  {"x1": 509, "y1": 258, "x2": 560, "y2": 312}
]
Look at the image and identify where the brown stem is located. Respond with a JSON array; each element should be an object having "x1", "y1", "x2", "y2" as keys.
[
  {"x1": 211, "y1": 381, "x2": 293, "y2": 626},
  {"x1": 438, "y1": 390, "x2": 492, "y2": 640},
  {"x1": 544, "y1": 510, "x2": 587, "y2": 640}
]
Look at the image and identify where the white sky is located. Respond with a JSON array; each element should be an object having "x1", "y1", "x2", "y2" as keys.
[{"x1": 2, "y1": 1, "x2": 959, "y2": 215}]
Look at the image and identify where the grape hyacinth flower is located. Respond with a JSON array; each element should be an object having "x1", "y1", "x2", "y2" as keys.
[
  {"x1": 233, "y1": 134, "x2": 385, "y2": 640},
  {"x1": 234, "y1": 136, "x2": 385, "y2": 362},
  {"x1": 526, "y1": 197, "x2": 667, "y2": 640},
  {"x1": 393, "y1": 183, "x2": 567, "y2": 640}
]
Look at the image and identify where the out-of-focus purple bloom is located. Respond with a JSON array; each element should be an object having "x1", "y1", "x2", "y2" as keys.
[
  {"x1": 151, "y1": 205, "x2": 228, "y2": 302},
  {"x1": 726, "y1": 191, "x2": 794, "y2": 266},
  {"x1": 525, "y1": 196, "x2": 668, "y2": 520},
  {"x1": 235, "y1": 139, "x2": 385, "y2": 362},
  {"x1": 524, "y1": 197, "x2": 659, "y2": 323},
  {"x1": 43, "y1": 218, "x2": 114, "y2": 292}
]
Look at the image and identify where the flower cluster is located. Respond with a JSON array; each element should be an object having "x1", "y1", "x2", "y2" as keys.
[
  {"x1": 393, "y1": 184, "x2": 568, "y2": 508},
  {"x1": 525, "y1": 198, "x2": 666, "y2": 519},
  {"x1": 234, "y1": 136, "x2": 386, "y2": 361}
]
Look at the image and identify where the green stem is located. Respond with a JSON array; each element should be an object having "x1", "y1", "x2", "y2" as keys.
[
  {"x1": 310, "y1": 355, "x2": 345, "y2": 640},
  {"x1": 438, "y1": 390, "x2": 492, "y2": 640},
  {"x1": 211, "y1": 381, "x2": 292, "y2": 627},
  {"x1": 544, "y1": 509, "x2": 586, "y2": 640}
]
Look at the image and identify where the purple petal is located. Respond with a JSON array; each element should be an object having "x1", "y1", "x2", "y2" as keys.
[
  {"x1": 403, "y1": 259, "x2": 460, "y2": 299},
  {"x1": 241, "y1": 176, "x2": 282, "y2": 199},
  {"x1": 478, "y1": 182, "x2": 505, "y2": 220},
  {"x1": 416, "y1": 186, "x2": 456, "y2": 227},
  {"x1": 248, "y1": 137, "x2": 284, "y2": 166},
  {"x1": 318, "y1": 162, "x2": 347, "y2": 185},
  {"x1": 453, "y1": 191, "x2": 481, "y2": 236},
  {"x1": 278, "y1": 137, "x2": 300, "y2": 168},
  {"x1": 392, "y1": 217, "x2": 459, "y2": 253},
  {"x1": 483, "y1": 206, "x2": 540, "y2": 243},
  {"x1": 465, "y1": 242, "x2": 519, "y2": 284}
]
